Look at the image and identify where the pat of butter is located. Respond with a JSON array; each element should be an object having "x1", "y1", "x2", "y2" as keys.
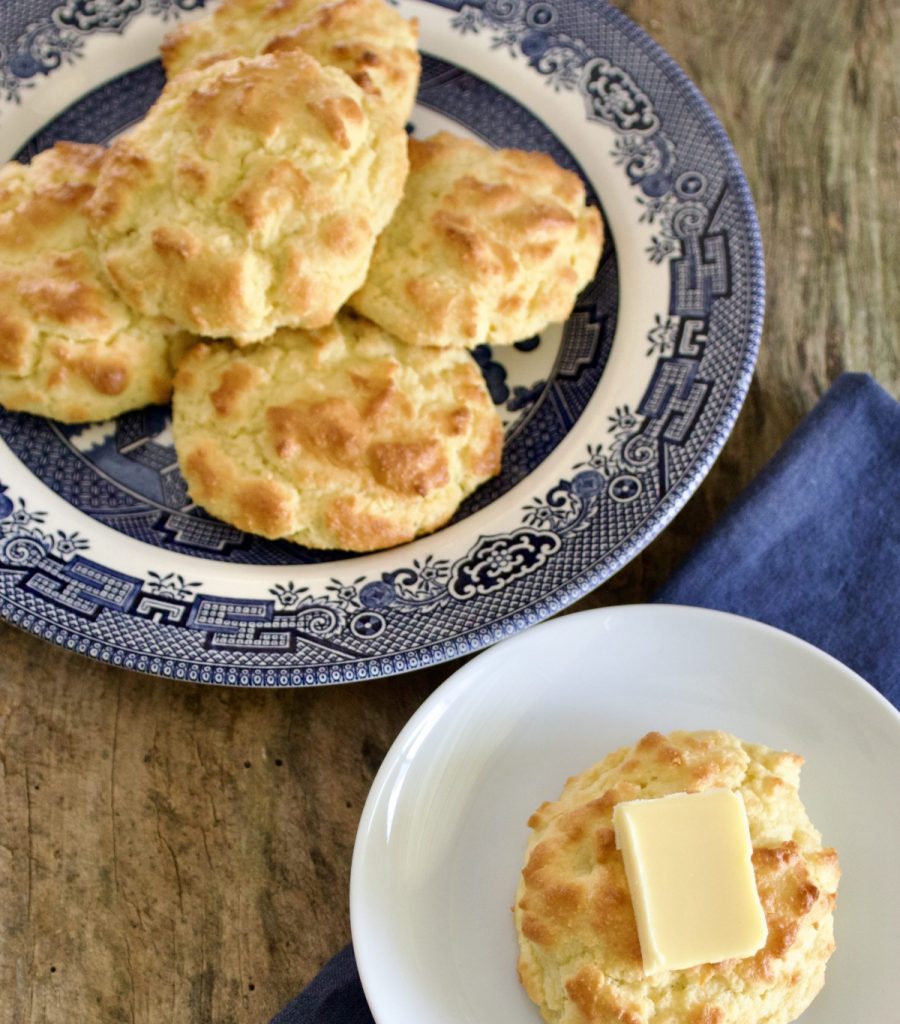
[{"x1": 613, "y1": 788, "x2": 767, "y2": 975}]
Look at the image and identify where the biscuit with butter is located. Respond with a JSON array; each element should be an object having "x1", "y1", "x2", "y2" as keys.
[
  {"x1": 515, "y1": 730, "x2": 840, "y2": 1024},
  {"x1": 350, "y1": 131, "x2": 603, "y2": 348},
  {"x1": 88, "y1": 52, "x2": 408, "y2": 344},
  {"x1": 172, "y1": 312, "x2": 503, "y2": 551},
  {"x1": 162, "y1": 0, "x2": 420, "y2": 126},
  {"x1": 0, "y1": 142, "x2": 188, "y2": 423}
]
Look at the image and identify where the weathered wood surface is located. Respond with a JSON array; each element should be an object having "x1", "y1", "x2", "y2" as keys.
[{"x1": 1, "y1": 1, "x2": 897, "y2": 1021}]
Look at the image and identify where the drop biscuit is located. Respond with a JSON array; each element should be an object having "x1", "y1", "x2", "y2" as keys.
[
  {"x1": 0, "y1": 143, "x2": 188, "y2": 423},
  {"x1": 172, "y1": 312, "x2": 503, "y2": 551},
  {"x1": 88, "y1": 52, "x2": 408, "y2": 344},
  {"x1": 162, "y1": 0, "x2": 420, "y2": 126},
  {"x1": 351, "y1": 131, "x2": 603, "y2": 349},
  {"x1": 515, "y1": 730, "x2": 840, "y2": 1024}
]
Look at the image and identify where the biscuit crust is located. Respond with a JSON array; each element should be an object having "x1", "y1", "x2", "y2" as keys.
[
  {"x1": 172, "y1": 313, "x2": 503, "y2": 551},
  {"x1": 161, "y1": 0, "x2": 420, "y2": 126},
  {"x1": 0, "y1": 143, "x2": 187, "y2": 423},
  {"x1": 515, "y1": 730, "x2": 840, "y2": 1024},
  {"x1": 350, "y1": 132, "x2": 603, "y2": 348},
  {"x1": 88, "y1": 52, "x2": 408, "y2": 344}
]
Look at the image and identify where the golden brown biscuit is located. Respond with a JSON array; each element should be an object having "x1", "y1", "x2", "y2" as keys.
[
  {"x1": 161, "y1": 0, "x2": 420, "y2": 126},
  {"x1": 88, "y1": 52, "x2": 408, "y2": 344},
  {"x1": 350, "y1": 131, "x2": 603, "y2": 349},
  {"x1": 515, "y1": 730, "x2": 840, "y2": 1024},
  {"x1": 0, "y1": 143, "x2": 188, "y2": 423},
  {"x1": 172, "y1": 312, "x2": 503, "y2": 550}
]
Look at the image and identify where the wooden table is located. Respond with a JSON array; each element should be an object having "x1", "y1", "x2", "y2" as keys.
[{"x1": 1, "y1": 1, "x2": 897, "y2": 1020}]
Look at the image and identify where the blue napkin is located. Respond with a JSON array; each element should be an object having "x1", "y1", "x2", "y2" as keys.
[
  {"x1": 657, "y1": 372, "x2": 899, "y2": 704},
  {"x1": 271, "y1": 946, "x2": 373, "y2": 1024},
  {"x1": 270, "y1": 372, "x2": 899, "y2": 1024}
]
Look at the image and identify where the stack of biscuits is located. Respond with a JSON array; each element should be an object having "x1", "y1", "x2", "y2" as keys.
[{"x1": 0, "y1": 0, "x2": 603, "y2": 551}]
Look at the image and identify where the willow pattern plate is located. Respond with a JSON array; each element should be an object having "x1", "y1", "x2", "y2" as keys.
[{"x1": 0, "y1": 0, "x2": 763, "y2": 684}]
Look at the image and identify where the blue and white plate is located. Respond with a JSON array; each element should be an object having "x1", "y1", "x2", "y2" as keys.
[{"x1": 0, "y1": 1, "x2": 763, "y2": 685}]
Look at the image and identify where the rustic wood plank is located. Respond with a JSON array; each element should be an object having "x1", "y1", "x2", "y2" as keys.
[
  {"x1": 1, "y1": 625, "x2": 445, "y2": 1022},
  {"x1": 1, "y1": 1, "x2": 897, "y2": 1021}
]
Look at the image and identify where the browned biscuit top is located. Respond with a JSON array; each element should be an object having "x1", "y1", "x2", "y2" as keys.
[
  {"x1": 0, "y1": 143, "x2": 186, "y2": 423},
  {"x1": 515, "y1": 730, "x2": 840, "y2": 1024},
  {"x1": 161, "y1": 0, "x2": 420, "y2": 124},
  {"x1": 350, "y1": 131, "x2": 603, "y2": 349},
  {"x1": 172, "y1": 312, "x2": 503, "y2": 551},
  {"x1": 88, "y1": 51, "x2": 408, "y2": 344}
]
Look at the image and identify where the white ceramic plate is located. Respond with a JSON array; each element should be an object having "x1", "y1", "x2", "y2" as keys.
[{"x1": 351, "y1": 605, "x2": 900, "y2": 1023}]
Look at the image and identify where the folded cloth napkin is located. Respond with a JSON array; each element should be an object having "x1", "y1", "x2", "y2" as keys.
[
  {"x1": 270, "y1": 371, "x2": 899, "y2": 1024},
  {"x1": 270, "y1": 946, "x2": 372, "y2": 1024},
  {"x1": 657, "y1": 372, "x2": 899, "y2": 704}
]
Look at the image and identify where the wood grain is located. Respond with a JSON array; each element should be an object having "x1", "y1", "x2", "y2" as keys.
[{"x1": 1, "y1": 1, "x2": 897, "y2": 1021}]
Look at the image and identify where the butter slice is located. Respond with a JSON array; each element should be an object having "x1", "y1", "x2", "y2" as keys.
[{"x1": 613, "y1": 788, "x2": 767, "y2": 974}]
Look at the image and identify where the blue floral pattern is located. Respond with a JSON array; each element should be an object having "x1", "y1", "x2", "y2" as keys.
[{"x1": 0, "y1": 0, "x2": 201, "y2": 104}]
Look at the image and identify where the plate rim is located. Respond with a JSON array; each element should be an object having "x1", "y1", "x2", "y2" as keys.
[{"x1": 349, "y1": 602, "x2": 899, "y2": 1024}]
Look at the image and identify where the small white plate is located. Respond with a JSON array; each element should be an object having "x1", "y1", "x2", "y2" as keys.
[{"x1": 351, "y1": 605, "x2": 900, "y2": 1024}]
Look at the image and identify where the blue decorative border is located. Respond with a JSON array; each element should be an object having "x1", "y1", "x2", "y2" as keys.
[
  {"x1": 0, "y1": 0, "x2": 764, "y2": 685},
  {"x1": 0, "y1": 0, "x2": 203, "y2": 110}
]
